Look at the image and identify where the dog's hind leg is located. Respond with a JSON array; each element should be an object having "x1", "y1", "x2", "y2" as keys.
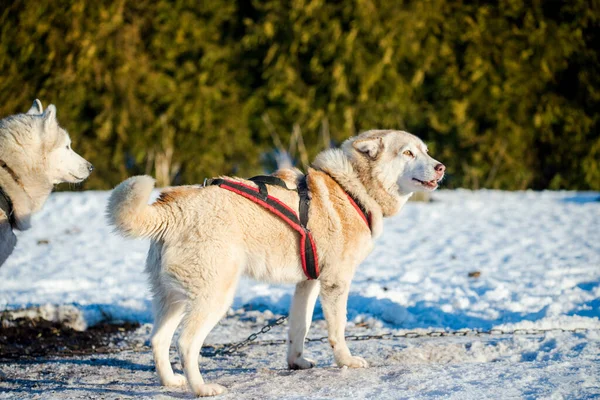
[
  {"x1": 320, "y1": 279, "x2": 368, "y2": 368},
  {"x1": 150, "y1": 293, "x2": 186, "y2": 387},
  {"x1": 287, "y1": 280, "x2": 320, "y2": 369},
  {"x1": 177, "y1": 270, "x2": 240, "y2": 397}
]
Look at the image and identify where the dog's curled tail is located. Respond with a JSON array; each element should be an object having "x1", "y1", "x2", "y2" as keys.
[{"x1": 107, "y1": 176, "x2": 164, "y2": 239}]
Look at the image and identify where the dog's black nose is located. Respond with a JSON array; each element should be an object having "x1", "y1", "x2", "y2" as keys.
[
  {"x1": 88, "y1": 163, "x2": 94, "y2": 172},
  {"x1": 435, "y1": 163, "x2": 445, "y2": 173}
]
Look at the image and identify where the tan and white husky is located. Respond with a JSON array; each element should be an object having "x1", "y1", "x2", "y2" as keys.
[{"x1": 107, "y1": 129, "x2": 445, "y2": 397}]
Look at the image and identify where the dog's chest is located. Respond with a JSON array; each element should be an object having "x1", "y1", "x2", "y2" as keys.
[{"x1": 244, "y1": 251, "x2": 306, "y2": 283}]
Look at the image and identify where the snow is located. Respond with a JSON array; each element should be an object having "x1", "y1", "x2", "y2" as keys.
[
  {"x1": 1, "y1": 321, "x2": 599, "y2": 399},
  {"x1": 0, "y1": 189, "x2": 599, "y2": 398}
]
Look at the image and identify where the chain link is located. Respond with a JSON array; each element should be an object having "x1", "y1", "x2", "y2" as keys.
[
  {"x1": 201, "y1": 315, "x2": 597, "y2": 358},
  {"x1": 202, "y1": 316, "x2": 288, "y2": 357}
]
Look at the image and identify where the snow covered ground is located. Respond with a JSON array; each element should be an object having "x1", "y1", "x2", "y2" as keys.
[
  {"x1": 1, "y1": 321, "x2": 599, "y2": 399},
  {"x1": 1, "y1": 189, "x2": 599, "y2": 398}
]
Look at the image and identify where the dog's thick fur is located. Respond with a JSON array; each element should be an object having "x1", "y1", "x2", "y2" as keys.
[
  {"x1": 0, "y1": 100, "x2": 93, "y2": 266},
  {"x1": 107, "y1": 130, "x2": 444, "y2": 397}
]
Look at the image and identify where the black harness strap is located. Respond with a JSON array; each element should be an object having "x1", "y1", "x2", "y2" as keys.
[
  {"x1": 248, "y1": 175, "x2": 291, "y2": 200},
  {"x1": 249, "y1": 175, "x2": 291, "y2": 190},
  {"x1": 207, "y1": 175, "x2": 320, "y2": 280},
  {"x1": 295, "y1": 175, "x2": 318, "y2": 278},
  {"x1": 297, "y1": 175, "x2": 310, "y2": 227},
  {"x1": 0, "y1": 186, "x2": 16, "y2": 229}
]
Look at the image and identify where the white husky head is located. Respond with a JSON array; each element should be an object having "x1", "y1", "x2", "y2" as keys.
[
  {"x1": 23, "y1": 99, "x2": 93, "y2": 184},
  {"x1": 0, "y1": 100, "x2": 93, "y2": 233},
  {"x1": 346, "y1": 130, "x2": 445, "y2": 194}
]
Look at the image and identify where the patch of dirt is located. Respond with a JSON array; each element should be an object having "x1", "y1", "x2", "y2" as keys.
[{"x1": 0, "y1": 318, "x2": 139, "y2": 359}]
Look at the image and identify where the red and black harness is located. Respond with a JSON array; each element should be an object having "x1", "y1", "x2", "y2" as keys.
[{"x1": 207, "y1": 174, "x2": 370, "y2": 280}]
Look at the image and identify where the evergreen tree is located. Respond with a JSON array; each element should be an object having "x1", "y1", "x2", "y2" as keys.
[{"x1": 1, "y1": 0, "x2": 598, "y2": 190}]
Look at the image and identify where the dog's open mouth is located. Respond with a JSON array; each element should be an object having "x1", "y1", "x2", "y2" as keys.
[{"x1": 412, "y1": 178, "x2": 438, "y2": 188}]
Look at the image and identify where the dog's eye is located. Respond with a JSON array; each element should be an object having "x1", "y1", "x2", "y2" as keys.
[
  {"x1": 66, "y1": 145, "x2": 70, "y2": 150},
  {"x1": 403, "y1": 150, "x2": 414, "y2": 157}
]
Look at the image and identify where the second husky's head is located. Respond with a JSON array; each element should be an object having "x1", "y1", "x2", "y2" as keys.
[
  {"x1": 344, "y1": 130, "x2": 445, "y2": 194},
  {"x1": 0, "y1": 99, "x2": 94, "y2": 185}
]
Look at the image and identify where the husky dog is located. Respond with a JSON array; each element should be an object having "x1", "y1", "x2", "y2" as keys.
[
  {"x1": 107, "y1": 130, "x2": 445, "y2": 397},
  {"x1": 0, "y1": 100, "x2": 93, "y2": 266}
]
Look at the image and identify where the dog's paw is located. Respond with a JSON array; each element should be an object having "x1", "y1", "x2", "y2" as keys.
[
  {"x1": 288, "y1": 356, "x2": 316, "y2": 370},
  {"x1": 193, "y1": 383, "x2": 227, "y2": 397},
  {"x1": 337, "y1": 355, "x2": 369, "y2": 369},
  {"x1": 162, "y1": 373, "x2": 187, "y2": 387}
]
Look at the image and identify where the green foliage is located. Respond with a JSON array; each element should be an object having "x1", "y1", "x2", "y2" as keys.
[{"x1": 0, "y1": 0, "x2": 598, "y2": 189}]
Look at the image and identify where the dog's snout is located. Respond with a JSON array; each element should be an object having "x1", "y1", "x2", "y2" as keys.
[
  {"x1": 435, "y1": 163, "x2": 445, "y2": 174},
  {"x1": 87, "y1": 163, "x2": 94, "y2": 172}
]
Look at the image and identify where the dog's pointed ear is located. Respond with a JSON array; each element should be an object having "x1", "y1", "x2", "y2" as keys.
[
  {"x1": 26, "y1": 99, "x2": 43, "y2": 115},
  {"x1": 40, "y1": 105, "x2": 58, "y2": 135},
  {"x1": 42, "y1": 104, "x2": 57, "y2": 124},
  {"x1": 353, "y1": 137, "x2": 384, "y2": 159}
]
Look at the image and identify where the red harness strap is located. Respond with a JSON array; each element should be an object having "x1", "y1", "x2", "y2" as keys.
[
  {"x1": 344, "y1": 193, "x2": 371, "y2": 230},
  {"x1": 209, "y1": 178, "x2": 320, "y2": 280}
]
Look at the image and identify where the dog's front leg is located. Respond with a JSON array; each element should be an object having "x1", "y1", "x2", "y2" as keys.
[
  {"x1": 320, "y1": 280, "x2": 368, "y2": 368},
  {"x1": 287, "y1": 280, "x2": 320, "y2": 369}
]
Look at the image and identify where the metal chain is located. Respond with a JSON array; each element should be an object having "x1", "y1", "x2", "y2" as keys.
[
  {"x1": 202, "y1": 316, "x2": 288, "y2": 357},
  {"x1": 201, "y1": 315, "x2": 596, "y2": 357}
]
